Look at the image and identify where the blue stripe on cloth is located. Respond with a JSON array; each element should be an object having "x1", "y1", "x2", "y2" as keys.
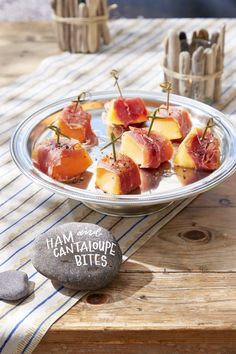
[
  {"x1": 0, "y1": 278, "x2": 49, "y2": 321},
  {"x1": 17, "y1": 259, "x2": 31, "y2": 271},
  {"x1": 0, "y1": 210, "x2": 108, "y2": 347},
  {"x1": 0, "y1": 194, "x2": 54, "y2": 241},
  {"x1": 19, "y1": 201, "x2": 187, "y2": 354},
  {"x1": 0, "y1": 182, "x2": 32, "y2": 208},
  {"x1": 0, "y1": 189, "x2": 42, "y2": 222},
  {"x1": 0, "y1": 208, "x2": 98, "y2": 321},
  {"x1": 0, "y1": 174, "x2": 21, "y2": 192},
  {"x1": 21, "y1": 289, "x2": 80, "y2": 354},
  {"x1": 0, "y1": 286, "x2": 64, "y2": 352},
  {"x1": 0, "y1": 200, "x2": 73, "y2": 267}
]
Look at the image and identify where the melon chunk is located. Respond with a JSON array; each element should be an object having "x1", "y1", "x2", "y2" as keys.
[
  {"x1": 152, "y1": 117, "x2": 182, "y2": 140},
  {"x1": 32, "y1": 138, "x2": 92, "y2": 182},
  {"x1": 151, "y1": 105, "x2": 192, "y2": 141},
  {"x1": 57, "y1": 101, "x2": 97, "y2": 146},
  {"x1": 96, "y1": 154, "x2": 141, "y2": 194},
  {"x1": 120, "y1": 127, "x2": 173, "y2": 169},
  {"x1": 174, "y1": 127, "x2": 220, "y2": 171},
  {"x1": 105, "y1": 97, "x2": 148, "y2": 127}
]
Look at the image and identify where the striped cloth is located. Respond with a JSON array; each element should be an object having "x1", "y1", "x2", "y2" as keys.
[{"x1": 0, "y1": 18, "x2": 235, "y2": 354}]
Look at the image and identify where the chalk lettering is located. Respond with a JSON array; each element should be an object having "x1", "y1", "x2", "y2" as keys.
[
  {"x1": 46, "y1": 238, "x2": 54, "y2": 249},
  {"x1": 101, "y1": 255, "x2": 107, "y2": 267},
  {"x1": 53, "y1": 248, "x2": 59, "y2": 257},
  {"x1": 62, "y1": 231, "x2": 74, "y2": 244}
]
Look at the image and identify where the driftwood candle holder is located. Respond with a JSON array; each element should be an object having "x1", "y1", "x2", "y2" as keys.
[
  {"x1": 51, "y1": 0, "x2": 116, "y2": 53},
  {"x1": 163, "y1": 25, "x2": 225, "y2": 104}
]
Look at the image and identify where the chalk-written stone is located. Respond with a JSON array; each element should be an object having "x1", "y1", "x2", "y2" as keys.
[
  {"x1": 0, "y1": 270, "x2": 30, "y2": 301},
  {"x1": 32, "y1": 222, "x2": 122, "y2": 291}
]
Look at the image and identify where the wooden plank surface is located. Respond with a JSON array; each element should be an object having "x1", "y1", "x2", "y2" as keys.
[{"x1": 2, "y1": 22, "x2": 236, "y2": 354}]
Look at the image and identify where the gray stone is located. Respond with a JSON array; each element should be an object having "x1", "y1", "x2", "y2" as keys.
[
  {"x1": 31, "y1": 222, "x2": 122, "y2": 291},
  {"x1": 0, "y1": 270, "x2": 30, "y2": 301}
]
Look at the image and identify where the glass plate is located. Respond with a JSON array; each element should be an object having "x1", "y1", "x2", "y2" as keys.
[{"x1": 10, "y1": 91, "x2": 236, "y2": 216}]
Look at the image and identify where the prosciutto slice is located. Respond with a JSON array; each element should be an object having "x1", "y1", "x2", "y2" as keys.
[
  {"x1": 96, "y1": 154, "x2": 141, "y2": 194},
  {"x1": 159, "y1": 104, "x2": 192, "y2": 139},
  {"x1": 186, "y1": 128, "x2": 220, "y2": 171},
  {"x1": 59, "y1": 101, "x2": 98, "y2": 146},
  {"x1": 32, "y1": 137, "x2": 92, "y2": 182},
  {"x1": 120, "y1": 127, "x2": 173, "y2": 169},
  {"x1": 105, "y1": 97, "x2": 148, "y2": 127}
]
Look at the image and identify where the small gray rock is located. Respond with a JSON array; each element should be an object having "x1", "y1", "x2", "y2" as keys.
[
  {"x1": 32, "y1": 222, "x2": 122, "y2": 291},
  {"x1": 0, "y1": 270, "x2": 30, "y2": 301}
]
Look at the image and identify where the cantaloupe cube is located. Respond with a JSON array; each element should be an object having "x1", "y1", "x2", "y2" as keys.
[
  {"x1": 105, "y1": 98, "x2": 148, "y2": 127},
  {"x1": 174, "y1": 127, "x2": 220, "y2": 171},
  {"x1": 120, "y1": 128, "x2": 173, "y2": 169},
  {"x1": 96, "y1": 154, "x2": 141, "y2": 194},
  {"x1": 173, "y1": 131, "x2": 196, "y2": 169},
  {"x1": 32, "y1": 138, "x2": 92, "y2": 182},
  {"x1": 152, "y1": 117, "x2": 182, "y2": 140}
]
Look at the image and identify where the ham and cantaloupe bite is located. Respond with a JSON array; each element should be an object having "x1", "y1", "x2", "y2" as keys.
[
  {"x1": 95, "y1": 154, "x2": 141, "y2": 195},
  {"x1": 150, "y1": 104, "x2": 192, "y2": 141},
  {"x1": 104, "y1": 97, "x2": 148, "y2": 128},
  {"x1": 174, "y1": 126, "x2": 220, "y2": 171},
  {"x1": 58, "y1": 99, "x2": 98, "y2": 146},
  {"x1": 32, "y1": 137, "x2": 92, "y2": 182},
  {"x1": 120, "y1": 127, "x2": 174, "y2": 169}
]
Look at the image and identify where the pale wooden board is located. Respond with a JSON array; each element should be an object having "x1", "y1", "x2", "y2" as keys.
[
  {"x1": 1, "y1": 21, "x2": 236, "y2": 354},
  {"x1": 0, "y1": 22, "x2": 59, "y2": 87}
]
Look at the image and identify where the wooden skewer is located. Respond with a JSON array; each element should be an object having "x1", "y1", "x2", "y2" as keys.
[{"x1": 99, "y1": 0, "x2": 111, "y2": 45}]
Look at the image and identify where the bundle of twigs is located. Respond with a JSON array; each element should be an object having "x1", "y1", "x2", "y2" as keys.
[
  {"x1": 51, "y1": 0, "x2": 116, "y2": 53},
  {"x1": 163, "y1": 25, "x2": 225, "y2": 103}
]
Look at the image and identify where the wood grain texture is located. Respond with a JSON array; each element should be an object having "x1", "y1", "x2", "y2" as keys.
[
  {"x1": 0, "y1": 22, "x2": 58, "y2": 88},
  {"x1": 1, "y1": 21, "x2": 236, "y2": 354}
]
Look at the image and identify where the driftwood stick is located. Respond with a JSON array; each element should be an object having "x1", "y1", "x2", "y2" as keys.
[
  {"x1": 214, "y1": 44, "x2": 223, "y2": 101},
  {"x1": 75, "y1": 0, "x2": 82, "y2": 53},
  {"x1": 55, "y1": 0, "x2": 66, "y2": 51},
  {"x1": 64, "y1": 0, "x2": 71, "y2": 51},
  {"x1": 211, "y1": 31, "x2": 219, "y2": 45},
  {"x1": 100, "y1": 0, "x2": 111, "y2": 45},
  {"x1": 69, "y1": 0, "x2": 77, "y2": 53},
  {"x1": 179, "y1": 51, "x2": 191, "y2": 97},
  {"x1": 192, "y1": 46, "x2": 205, "y2": 101},
  {"x1": 204, "y1": 47, "x2": 216, "y2": 101},
  {"x1": 167, "y1": 30, "x2": 180, "y2": 94},
  {"x1": 219, "y1": 23, "x2": 226, "y2": 60},
  {"x1": 189, "y1": 30, "x2": 197, "y2": 55},
  {"x1": 87, "y1": 0, "x2": 98, "y2": 53},
  {"x1": 179, "y1": 31, "x2": 189, "y2": 52},
  {"x1": 197, "y1": 28, "x2": 209, "y2": 41},
  {"x1": 79, "y1": 3, "x2": 89, "y2": 53}
]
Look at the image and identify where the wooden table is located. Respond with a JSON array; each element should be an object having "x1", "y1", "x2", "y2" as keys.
[{"x1": 2, "y1": 22, "x2": 236, "y2": 354}]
